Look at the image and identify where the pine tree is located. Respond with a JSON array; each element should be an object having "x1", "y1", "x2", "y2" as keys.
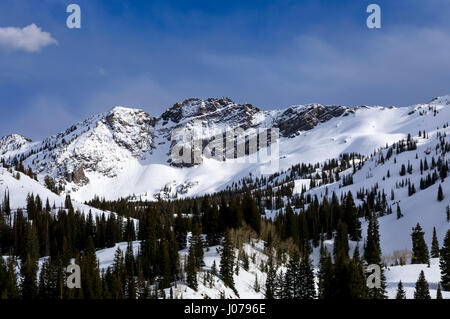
[
  {"x1": 364, "y1": 213, "x2": 387, "y2": 299},
  {"x1": 38, "y1": 258, "x2": 58, "y2": 299},
  {"x1": 343, "y1": 192, "x2": 361, "y2": 241},
  {"x1": 437, "y1": 184, "x2": 444, "y2": 201},
  {"x1": 317, "y1": 246, "x2": 334, "y2": 299},
  {"x1": 414, "y1": 270, "x2": 431, "y2": 299},
  {"x1": 396, "y1": 204, "x2": 403, "y2": 220},
  {"x1": 283, "y1": 251, "x2": 301, "y2": 299},
  {"x1": 265, "y1": 256, "x2": 277, "y2": 299},
  {"x1": 253, "y1": 274, "x2": 260, "y2": 293},
  {"x1": 440, "y1": 229, "x2": 450, "y2": 291},
  {"x1": 333, "y1": 221, "x2": 349, "y2": 261},
  {"x1": 160, "y1": 240, "x2": 172, "y2": 289},
  {"x1": 364, "y1": 212, "x2": 381, "y2": 264},
  {"x1": 395, "y1": 281, "x2": 406, "y2": 299},
  {"x1": 242, "y1": 193, "x2": 261, "y2": 234},
  {"x1": 20, "y1": 223, "x2": 40, "y2": 299},
  {"x1": 191, "y1": 222, "x2": 204, "y2": 269},
  {"x1": 431, "y1": 227, "x2": 440, "y2": 258},
  {"x1": 186, "y1": 244, "x2": 198, "y2": 291},
  {"x1": 20, "y1": 254, "x2": 38, "y2": 299},
  {"x1": 0, "y1": 254, "x2": 7, "y2": 297},
  {"x1": 411, "y1": 223, "x2": 430, "y2": 264},
  {"x1": 220, "y1": 231, "x2": 235, "y2": 289},
  {"x1": 124, "y1": 242, "x2": 136, "y2": 299},
  {"x1": 348, "y1": 245, "x2": 368, "y2": 299},
  {"x1": 3, "y1": 256, "x2": 19, "y2": 299},
  {"x1": 80, "y1": 236, "x2": 102, "y2": 299},
  {"x1": 299, "y1": 251, "x2": 316, "y2": 299},
  {"x1": 447, "y1": 206, "x2": 450, "y2": 223}
]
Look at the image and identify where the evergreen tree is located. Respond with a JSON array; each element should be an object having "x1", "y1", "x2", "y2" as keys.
[
  {"x1": 317, "y1": 246, "x2": 334, "y2": 299},
  {"x1": 395, "y1": 281, "x2": 406, "y2": 299},
  {"x1": 343, "y1": 192, "x2": 361, "y2": 241},
  {"x1": 241, "y1": 193, "x2": 261, "y2": 234},
  {"x1": 414, "y1": 270, "x2": 431, "y2": 299},
  {"x1": 396, "y1": 204, "x2": 403, "y2": 220},
  {"x1": 440, "y1": 229, "x2": 450, "y2": 291},
  {"x1": 348, "y1": 245, "x2": 368, "y2": 299},
  {"x1": 364, "y1": 213, "x2": 387, "y2": 299},
  {"x1": 124, "y1": 242, "x2": 136, "y2": 299},
  {"x1": 283, "y1": 251, "x2": 301, "y2": 299},
  {"x1": 80, "y1": 236, "x2": 102, "y2": 299},
  {"x1": 411, "y1": 223, "x2": 430, "y2": 264},
  {"x1": 38, "y1": 258, "x2": 58, "y2": 299},
  {"x1": 299, "y1": 251, "x2": 316, "y2": 299},
  {"x1": 20, "y1": 254, "x2": 38, "y2": 299},
  {"x1": 364, "y1": 212, "x2": 381, "y2": 264},
  {"x1": 333, "y1": 221, "x2": 349, "y2": 261},
  {"x1": 174, "y1": 213, "x2": 188, "y2": 249},
  {"x1": 20, "y1": 223, "x2": 39, "y2": 299},
  {"x1": 160, "y1": 240, "x2": 172, "y2": 289},
  {"x1": 3, "y1": 256, "x2": 19, "y2": 299},
  {"x1": 431, "y1": 227, "x2": 440, "y2": 258},
  {"x1": 265, "y1": 256, "x2": 277, "y2": 299},
  {"x1": 253, "y1": 274, "x2": 260, "y2": 293},
  {"x1": 220, "y1": 231, "x2": 235, "y2": 289},
  {"x1": 437, "y1": 184, "x2": 444, "y2": 201},
  {"x1": 191, "y1": 222, "x2": 204, "y2": 269},
  {"x1": 186, "y1": 243, "x2": 198, "y2": 291}
]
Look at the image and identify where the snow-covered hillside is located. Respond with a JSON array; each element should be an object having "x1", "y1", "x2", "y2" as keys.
[
  {"x1": 285, "y1": 109, "x2": 450, "y2": 258},
  {"x1": 1, "y1": 95, "x2": 449, "y2": 204},
  {"x1": 0, "y1": 167, "x2": 113, "y2": 219},
  {"x1": 76, "y1": 239, "x2": 449, "y2": 299}
]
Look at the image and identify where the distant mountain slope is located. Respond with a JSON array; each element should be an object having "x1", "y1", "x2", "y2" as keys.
[
  {"x1": 0, "y1": 95, "x2": 449, "y2": 203},
  {"x1": 0, "y1": 167, "x2": 113, "y2": 219}
]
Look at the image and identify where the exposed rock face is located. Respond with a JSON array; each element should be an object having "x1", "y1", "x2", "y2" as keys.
[
  {"x1": 0, "y1": 98, "x2": 350, "y2": 184},
  {"x1": 275, "y1": 104, "x2": 348, "y2": 137},
  {"x1": 161, "y1": 97, "x2": 258, "y2": 125},
  {"x1": 65, "y1": 167, "x2": 89, "y2": 185}
]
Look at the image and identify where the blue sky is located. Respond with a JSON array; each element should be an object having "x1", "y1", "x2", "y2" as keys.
[{"x1": 1, "y1": 0, "x2": 450, "y2": 139}]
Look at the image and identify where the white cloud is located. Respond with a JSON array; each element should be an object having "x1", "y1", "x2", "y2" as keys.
[{"x1": 0, "y1": 24, "x2": 57, "y2": 53}]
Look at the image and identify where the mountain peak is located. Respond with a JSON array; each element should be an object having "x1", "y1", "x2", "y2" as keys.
[
  {"x1": 108, "y1": 105, "x2": 146, "y2": 115},
  {"x1": 160, "y1": 97, "x2": 258, "y2": 124},
  {"x1": 0, "y1": 134, "x2": 32, "y2": 157},
  {"x1": 428, "y1": 94, "x2": 450, "y2": 106}
]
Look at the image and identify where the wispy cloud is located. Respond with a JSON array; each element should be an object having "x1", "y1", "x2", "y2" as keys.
[{"x1": 0, "y1": 24, "x2": 57, "y2": 53}]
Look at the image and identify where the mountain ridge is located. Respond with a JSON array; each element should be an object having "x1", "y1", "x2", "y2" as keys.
[{"x1": 1, "y1": 94, "x2": 449, "y2": 202}]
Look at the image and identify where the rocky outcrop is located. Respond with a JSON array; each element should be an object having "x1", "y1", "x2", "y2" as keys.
[
  {"x1": 65, "y1": 167, "x2": 89, "y2": 185},
  {"x1": 0, "y1": 98, "x2": 349, "y2": 183},
  {"x1": 275, "y1": 104, "x2": 348, "y2": 137}
]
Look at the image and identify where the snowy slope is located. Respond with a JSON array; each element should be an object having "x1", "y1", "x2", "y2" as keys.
[
  {"x1": 0, "y1": 167, "x2": 113, "y2": 219},
  {"x1": 2, "y1": 95, "x2": 448, "y2": 203},
  {"x1": 385, "y1": 258, "x2": 450, "y2": 299},
  {"x1": 287, "y1": 105, "x2": 450, "y2": 258},
  {"x1": 88, "y1": 239, "x2": 449, "y2": 299},
  {"x1": 92, "y1": 239, "x2": 270, "y2": 299}
]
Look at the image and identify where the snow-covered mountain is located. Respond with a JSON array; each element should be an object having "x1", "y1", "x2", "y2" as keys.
[
  {"x1": 1, "y1": 94, "x2": 449, "y2": 299},
  {"x1": 0, "y1": 166, "x2": 113, "y2": 219},
  {"x1": 1, "y1": 95, "x2": 449, "y2": 204}
]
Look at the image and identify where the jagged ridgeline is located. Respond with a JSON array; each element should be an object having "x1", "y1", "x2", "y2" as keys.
[
  {"x1": 0, "y1": 95, "x2": 449, "y2": 299},
  {"x1": 1, "y1": 95, "x2": 448, "y2": 203}
]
